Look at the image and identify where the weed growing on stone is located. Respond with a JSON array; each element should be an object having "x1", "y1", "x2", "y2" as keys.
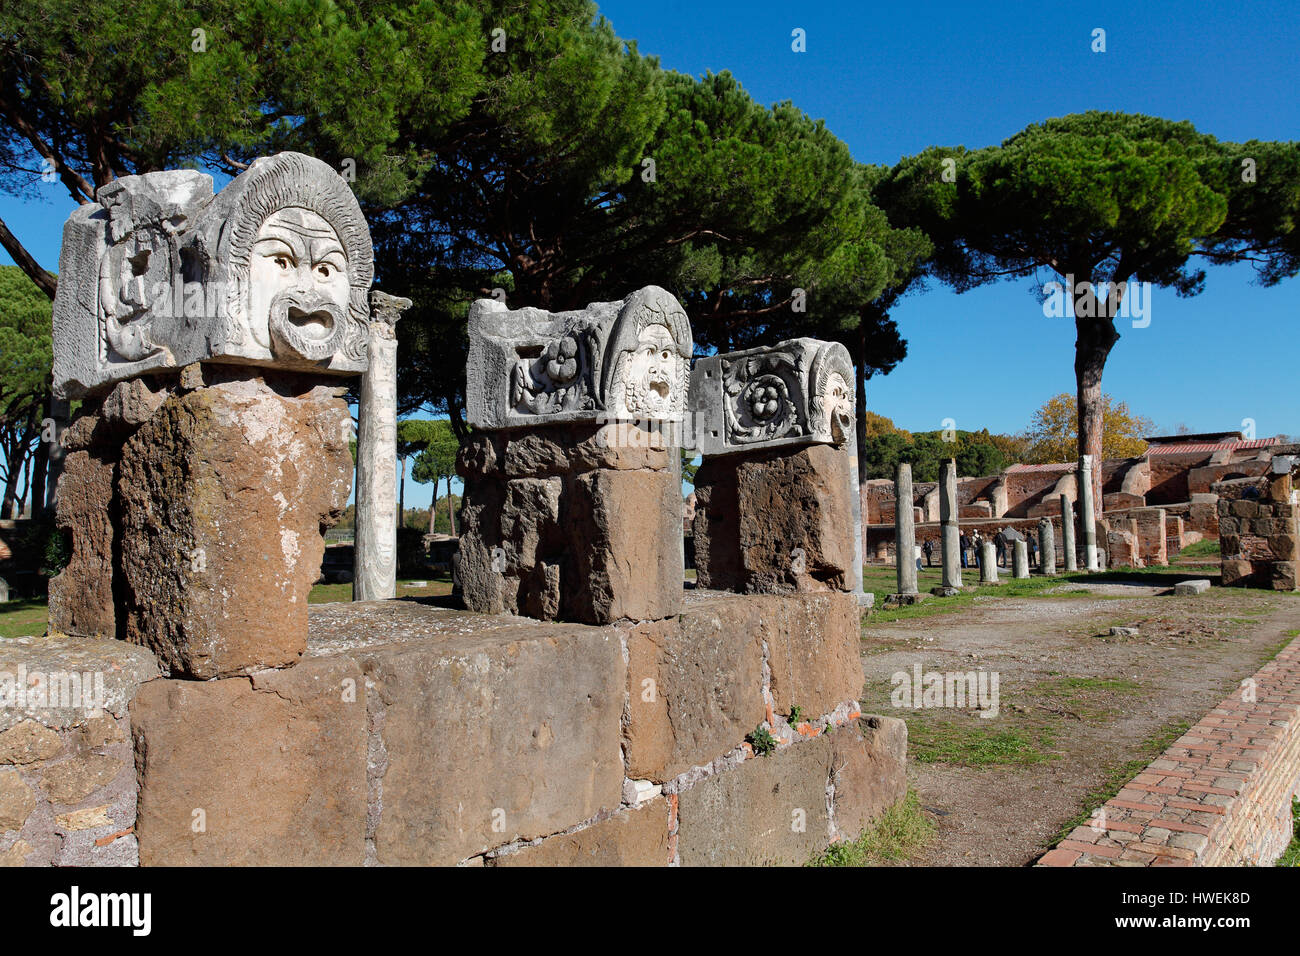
[
  {"x1": 747, "y1": 725, "x2": 776, "y2": 756},
  {"x1": 806, "y1": 789, "x2": 934, "y2": 866}
]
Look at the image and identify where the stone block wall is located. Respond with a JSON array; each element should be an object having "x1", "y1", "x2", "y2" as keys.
[
  {"x1": 126, "y1": 592, "x2": 901, "y2": 866},
  {"x1": 1039, "y1": 633, "x2": 1300, "y2": 867},
  {"x1": 6, "y1": 591, "x2": 905, "y2": 867},
  {"x1": 0, "y1": 636, "x2": 159, "y2": 866},
  {"x1": 1216, "y1": 474, "x2": 1299, "y2": 590}
]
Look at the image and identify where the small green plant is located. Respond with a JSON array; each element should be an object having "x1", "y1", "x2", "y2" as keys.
[
  {"x1": 1277, "y1": 799, "x2": 1300, "y2": 867},
  {"x1": 788, "y1": 705, "x2": 804, "y2": 725},
  {"x1": 747, "y1": 725, "x2": 776, "y2": 756}
]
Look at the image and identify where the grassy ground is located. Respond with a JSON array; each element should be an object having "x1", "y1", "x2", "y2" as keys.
[{"x1": 0, "y1": 596, "x2": 52, "y2": 639}]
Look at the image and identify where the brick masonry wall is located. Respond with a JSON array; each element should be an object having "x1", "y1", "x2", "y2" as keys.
[{"x1": 1038, "y1": 634, "x2": 1300, "y2": 867}]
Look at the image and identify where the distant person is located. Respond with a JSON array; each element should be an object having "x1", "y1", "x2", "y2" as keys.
[
  {"x1": 973, "y1": 531, "x2": 983, "y2": 569},
  {"x1": 1028, "y1": 532, "x2": 1038, "y2": 568},
  {"x1": 922, "y1": 538, "x2": 934, "y2": 567},
  {"x1": 994, "y1": 530, "x2": 1007, "y2": 567},
  {"x1": 959, "y1": 532, "x2": 970, "y2": 568}
]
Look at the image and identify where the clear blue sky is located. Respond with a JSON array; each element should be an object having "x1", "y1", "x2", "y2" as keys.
[{"x1": 4, "y1": 0, "x2": 1298, "y2": 508}]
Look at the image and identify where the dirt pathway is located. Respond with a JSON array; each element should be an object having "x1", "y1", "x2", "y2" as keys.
[{"x1": 858, "y1": 581, "x2": 1300, "y2": 866}]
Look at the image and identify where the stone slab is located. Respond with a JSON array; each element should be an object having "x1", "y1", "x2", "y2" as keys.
[
  {"x1": 676, "y1": 735, "x2": 834, "y2": 866},
  {"x1": 1173, "y1": 579, "x2": 1212, "y2": 596},
  {"x1": 131, "y1": 656, "x2": 367, "y2": 865},
  {"x1": 489, "y1": 800, "x2": 670, "y2": 867}
]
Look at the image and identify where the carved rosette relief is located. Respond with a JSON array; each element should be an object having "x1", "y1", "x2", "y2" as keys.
[
  {"x1": 690, "y1": 337, "x2": 856, "y2": 456},
  {"x1": 721, "y1": 351, "x2": 804, "y2": 445}
]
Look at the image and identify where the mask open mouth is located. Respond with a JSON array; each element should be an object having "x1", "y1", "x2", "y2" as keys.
[{"x1": 269, "y1": 290, "x2": 345, "y2": 361}]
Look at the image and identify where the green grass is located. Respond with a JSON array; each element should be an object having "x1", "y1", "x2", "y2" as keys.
[
  {"x1": 1176, "y1": 539, "x2": 1221, "y2": 559},
  {"x1": 309, "y1": 575, "x2": 454, "y2": 604},
  {"x1": 1052, "y1": 718, "x2": 1193, "y2": 843},
  {"x1": 806, "y1": 789, "x2": 935, "y2": 866},
  {"x1": 908, "y1": 721, "x2": 1058, "y2": 767},
  {"x1": 861, "y1": 568, "x2": 1106, "y2": 625},
  {"x1": 1277, "y1": 800, "x2": 1300, "y2": 867},
  {"x1": 0, "y1": 597, "x2": 48, "y2": 639},
  {"x1": 1022, "y1": 676, "x2": 1145, "y2": 722}
]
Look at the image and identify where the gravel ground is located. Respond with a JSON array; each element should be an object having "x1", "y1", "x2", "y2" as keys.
[{"x1": 858, "y1": 580, "x2": 1300, "y2": 865}]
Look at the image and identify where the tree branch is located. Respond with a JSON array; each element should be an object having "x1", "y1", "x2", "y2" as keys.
[{"x1": 0, "y1": 213, "x2": 57, "y2": 299}]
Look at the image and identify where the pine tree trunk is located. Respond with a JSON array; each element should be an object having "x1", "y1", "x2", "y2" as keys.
[
  {"x1": 447, "y1": 476, "x2": 457, "y2": 535},
  {"x1": 398, "y1": 455, "x2": 406, "y2": 529},
  {"x1": 1073, "y1": 276, "x2": 1121, "y2": 514}
]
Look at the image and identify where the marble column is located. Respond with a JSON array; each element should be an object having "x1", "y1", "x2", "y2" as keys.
[
  {"x1": 980, "y1": 541, "x2": 998, "y2": 584},
  {"x1": 1013, "y1": 539, "x2": 1029, "y2": 578},
  {"x1": 895, "y1": 462, "x2": 918, "y2": 596},
  {"x1": 845, "y1": 425, "x2": 868, "y2": 604},
  {"x1": 939, "y1": 459, "x2": 962, "y2": 591},
  {"x1": 1039, "y1": 517, "x2": 1057, "y2": 576},
  {"x1": 1078, "y1": 453, "x2": 1100, "y2": 571},
  {"x1": 353, "y1": 291, "x2": 411, "y2": 602},
  {"x1": 1060, "y1": 494, "x2": 1077, "y2": 573}
]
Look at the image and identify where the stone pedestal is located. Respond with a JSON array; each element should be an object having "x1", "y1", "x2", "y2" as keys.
[
  {"x1": 457, "y1": 423, "x2": 682, "y2": 624},
  {"x1": 1013, "y1": 539, "x2": 1029, "y2": 578},
  {"x1": 939, "y1": 459, "x2": 962, "y2": 591},
  {"x1": 118, "y1": 373, "x2": 353, "y2": 678},
  {"x1": 48, "y1": 379, "x2": 170, "y2": 639},
  {"x1": 693, "y1": 443, "x2": 854, "y2": 594},
  {"x1": 1060, "y1": 494, "x2": 1077, "y2": 573},
  {"x1": 1038, "y1": 518, "x2": 1057, "y2": 575}
]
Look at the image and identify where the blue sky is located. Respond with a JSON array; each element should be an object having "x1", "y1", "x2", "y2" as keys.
[{"x1": 3, "y1": 0, "x2": 1298, "y2": 509}]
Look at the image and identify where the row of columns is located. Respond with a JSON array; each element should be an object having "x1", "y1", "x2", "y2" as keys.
[{"x1": 891, "y1": 454, "x2": 1101, "y2": 596}]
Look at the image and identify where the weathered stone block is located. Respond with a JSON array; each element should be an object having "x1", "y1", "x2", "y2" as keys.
[
  {"x1": 762, "y1": 592, "x2": 864, "y2": 717},
  {"x1": 47, "y1": 448, "x2": 117, "y2": 639},
  {"x1": 0, "y1": 720, "x2": 63, "y2": 766},
  {"x1": 623, "y1": 597, "x2": 765, "y2": 783},
  {"x1": 1173, "y1": 579, "x2": 1211, "y2": 596},
  {"x1": 829, "y1": 716, "x2": 908, "y2": 841},
  {"x1": 489, "y1": 800, "x2": 669, "y2": 866},
  {"x1": 0, "y1": 768, "x2": 35, "y2": 833},
  {"x1": 563, "y1": 468, "x2": 681, "y2": 623},
  {"x1": 131, "y1": 656, "x2": 367, "y2": 865},
  {"x1": 366, "y1": 621, "x2": 625, "y2": 865},
  {"x1": 458, "y1": 426, "x2": 681, "y2": 625},
  {"x1": 694, "y1": 443, "x2": 853, "y2": 593},
  {"x1": 118, "y1": 375, "x2": 352, "y2": 678},
  {"x1": 677, "y1": 736, "x2": 834, "y2": 866}
]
